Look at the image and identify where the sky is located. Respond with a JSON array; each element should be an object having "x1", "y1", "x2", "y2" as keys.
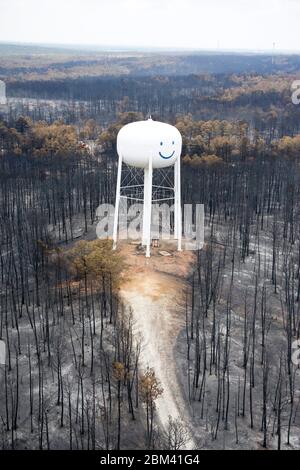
[{"x1": 0, "y1": 0, "x2": 299, "y2": 52}]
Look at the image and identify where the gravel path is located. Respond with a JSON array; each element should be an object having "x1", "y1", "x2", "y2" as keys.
[{"x1": 120, "y1": 268, "x2": 197, "y2": 449}]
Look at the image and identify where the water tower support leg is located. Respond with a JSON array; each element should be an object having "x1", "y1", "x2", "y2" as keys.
[
  {"x1": 142, "y1": 168, "x2": 149, "y2": 246},
  {"x1": 174, "y1": 161, "x2": 178, "y2": 239},
  {"x1": 145, "y1": 157, "x2": 153, "y2": 258},
  {"x1": 112, "y1": 153, "x2": 122, "y2": 250},
  {"x1": 175, "y1": 158, "x2": 182, "y2": 251}
]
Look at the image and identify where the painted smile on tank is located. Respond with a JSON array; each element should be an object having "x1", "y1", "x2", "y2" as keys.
[
  {"x1": 159, "y1": 150, "x2": 175, "y2": 159},
  {"x1": 159, "y1": 140, "x2": 175, "y2": 159}
]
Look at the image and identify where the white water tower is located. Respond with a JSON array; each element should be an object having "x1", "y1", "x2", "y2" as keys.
[{"x1": 113, "y1": 118, "x2": 182, "y2": 257}]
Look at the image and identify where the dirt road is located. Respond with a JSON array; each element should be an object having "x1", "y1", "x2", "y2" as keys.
[{"x1": 119, "y1": 246, "x2": 197, "y2": 449}]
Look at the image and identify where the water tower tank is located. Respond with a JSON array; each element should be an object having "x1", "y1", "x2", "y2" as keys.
[{"x1": 117, "y1": 118, "x2": 182, "y2": 169}]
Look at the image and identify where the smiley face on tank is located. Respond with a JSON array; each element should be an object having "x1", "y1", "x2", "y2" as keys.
[
  {"x1": 117, "y1": 119, "x2": 182, "y2": 169},
  {"x1": 151, "y1": 123, "x2": 181, "y2": 168},
  {"x1": 159, "y1": 139, "x2": 176, "y2": 160}
]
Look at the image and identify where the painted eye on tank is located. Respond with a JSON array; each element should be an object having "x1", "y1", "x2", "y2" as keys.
[
  {"x1": 172, "y1": 141, "x2": 175, "y2": 145},
  {"x1": 160, "y1": 142, "x2": 163, "y2": 146}
]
